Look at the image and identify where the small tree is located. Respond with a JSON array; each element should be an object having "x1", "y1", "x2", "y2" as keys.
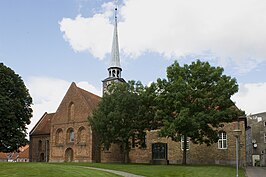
[
  {"x1": 89, "y1": 81, "x2": 151, "y2": 163},
  {"x1": 155, "y1": 60, "x2": 244, "y2": 164},
  {"x1": 0, "y1": 63, "x2": 32, "y2": 152}
]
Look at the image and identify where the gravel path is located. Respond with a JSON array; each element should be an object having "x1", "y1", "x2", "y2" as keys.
[
  {"x1": 245, "y1": 166, "x2": 266, "y2": 177},
  {"x1": 82, "y1": 166, "x2": 145, "y2": 177}
]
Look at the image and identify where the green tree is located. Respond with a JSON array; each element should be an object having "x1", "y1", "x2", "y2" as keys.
[
  {"x1": 155, "y1": 60, "x2": 244, "y2": 164},
  {"x1": 0, "y1": 63, "x2": 32, "y2": 152},
  {"x1": 89, "y1": 81, "x2": 154, "y2": 163}
]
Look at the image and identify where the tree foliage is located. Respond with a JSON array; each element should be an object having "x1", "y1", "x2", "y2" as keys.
[
  {"x1": 89, "y1": 80, "x2": 156, "y2": 163},
  {"x1": 0, "y1": 63, "x2": 33, "y2": 152},
  {"x1": 155, "y1": 60, "x2": 244, "y2": 164}
]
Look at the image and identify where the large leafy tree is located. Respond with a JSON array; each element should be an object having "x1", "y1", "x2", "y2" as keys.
[
  {"x1": 89, "y1": 81, "x2": 155, "y2": 163},
  {"x1": 155, "y1": 60, "x2": 244, "y2": 164},
  {"x1": 0, "y1": 63, "x2": 32, "y2": 152}
]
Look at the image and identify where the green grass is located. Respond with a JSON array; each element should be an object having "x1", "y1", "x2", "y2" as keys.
[
  {"x1": 65, "y1": 163, "x2": 246, "y2": 177},
  {"x1": 0, "y1": 162, "x2": 246, "y2": 177},
  {"x1": 0, "y1": 163, "x2": 120, "y2": 177}
]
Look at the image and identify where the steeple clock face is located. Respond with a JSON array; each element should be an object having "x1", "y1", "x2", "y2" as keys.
[{"x1": 104, "y1": 81, "x2": 112, "y2": 93}]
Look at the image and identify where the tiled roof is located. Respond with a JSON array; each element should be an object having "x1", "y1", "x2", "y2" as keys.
[
  {"x1": 77, "y1": 86, "x2": 101, "y2": 110},
  {"x1": 30, "y1": 112, "x2": 54, "y2": 135},
  {"x1": 0, "y1": 145, "x2": 29, "y2": 160}
]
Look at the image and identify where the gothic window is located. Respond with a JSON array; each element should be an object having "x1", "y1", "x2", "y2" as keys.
[
  {"x1": 218, "y1": 132, "x2": 227, "y2": 149},
  {"x1": 181, "y1": 135, "x2": 190, "y2": 151},
  {"x1": 67, "y1": 128, "x2": 74, "y2": 143},
  {"x1": 55, "y1": 129, "x2": 63, "y2": 145},
  {"x1": 141, "y1": 134, "x2": 147, "y2": 148},
  {"x1": 68, "y1": 102, "x2": 74, "y2": 121},
  {"x1": 77, "y1": 127, "x2": 86, "y2": 144},
  {"x1": 38, "y1": 140, "x2": 42, "y2": 151}
]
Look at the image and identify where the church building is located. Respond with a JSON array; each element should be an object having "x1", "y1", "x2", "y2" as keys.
[{"x1": 29, "y1": 6, "x2": 247, "y2": 166}]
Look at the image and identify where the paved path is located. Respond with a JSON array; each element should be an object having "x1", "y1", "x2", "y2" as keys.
[
  {"x1": 82, "y1": 166, "x2": 145, "y2": 177},
  {"x1": 246, "y1": 167, "x2": 266, "y2": 177}
]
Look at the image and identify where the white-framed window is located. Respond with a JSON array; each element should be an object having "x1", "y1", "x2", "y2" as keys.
[
  {"x1": 181, "y1": 135, "x2": 190, "y2": 150},
  {"x1": 218, "y1": 132, "x2": 227, "y2": 149}
]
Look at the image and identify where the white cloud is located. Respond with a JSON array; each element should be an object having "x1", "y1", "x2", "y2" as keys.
[
  {"x1": 59, "y1": 2, "x2": 114, "y2": 59},
  {"x1": 25, "y1": 77, "x2": 101, "y2": 136},
  {"x1": 232, "y1": 82, "x2": 266, "y2": 115},
  {"x1": 60, "y1": 0, "x2": 266, "y2": 73}
]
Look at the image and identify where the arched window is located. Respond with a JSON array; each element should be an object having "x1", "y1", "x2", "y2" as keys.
[
  {"x1": 68, "y1": 102, "x2": 74, "y2": 121},
  {"x1": 38, "y1": 140, "x2": 42, "y2": 151},
  {"x1": 117, "y1": 70, "x2": 120, "y2": 78},
  {"x1": 77, "y1": 127, "x2": 86, "y2": 144},
  {"x1": 218, "y1": 132, "x2": 227, "y2": 149},
  {"x1": 55, "y1": 129, "x2": 63, "y2": 145},
  {"x1": 67, "y1": 128, "x2": 74, "y2": 143}
]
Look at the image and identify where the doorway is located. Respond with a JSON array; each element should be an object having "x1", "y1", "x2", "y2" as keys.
[{"x1": 65, "y1": 148, "x2": 73, "y2": 162}]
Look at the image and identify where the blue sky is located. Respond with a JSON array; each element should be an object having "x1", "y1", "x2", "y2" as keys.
[{"x1": 1, "y1": 0, "x2": 266, "y2": 133}]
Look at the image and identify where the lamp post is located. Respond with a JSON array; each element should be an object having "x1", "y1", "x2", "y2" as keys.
[{"x1": 233, "y1": 129, "x2": 242, "y2": 177}]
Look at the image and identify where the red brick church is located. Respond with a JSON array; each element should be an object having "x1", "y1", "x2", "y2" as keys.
[{"x1": 29, "y1": 7, "x2": 247, "y2": 166}]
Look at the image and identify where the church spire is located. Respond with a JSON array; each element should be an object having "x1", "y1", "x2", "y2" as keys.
[
  {"x1": 102, "y1": 1, "x2": 125, "y2": 94},
  {"x1": 107, "y1": 3, "x2": 122, "y2": 78},
  {"x1": 110, "y1": 6, "x2": 121, "y2": 68}
]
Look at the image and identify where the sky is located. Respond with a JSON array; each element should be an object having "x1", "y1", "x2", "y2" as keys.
[{"x1": 1, "y1": 0, "x2": 266, "y2": 134}]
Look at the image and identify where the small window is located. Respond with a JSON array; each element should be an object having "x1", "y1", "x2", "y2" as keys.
[
  {"x1": 68, "y1": 102, "x2": 74, "y2": 121},
  {"x1": 181, "y1": 135, "x2": 190, "y2": 150},
  {"x1": 67, "y1": 128, "x2": 74, "y2": 143},
  {"x1": 218, "y1": 132, "x2": 227, "y2": 149},
  {"x1": 141, "y1": 134, "x2": 147, "y2": 148},
  {"x1": 117, "y1": 70, "x2": 120, "y2": 78},
  {"x1": 38, "y1": 140, "x2": 42, "y2": 151},
  {"x1": 264, "y1": 121, "x2": 266, "y2": 126},
  {"x1": 70, "y1": 130, "x2": 74, "y2": 142},
  {"x1": 264, "y1": 133, "x2": 266, "y2": 143}
]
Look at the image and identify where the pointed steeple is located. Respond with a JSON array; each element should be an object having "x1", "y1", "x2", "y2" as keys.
[
  {"x1": 110, "y1": 6, "x2": 121, "y2": 68},
  {"x1": 107, "y1": 4, "x2": 122, "y2": 79},
  {"x1": 102, "y1": 3, "x2": 125, "y2": 94}
]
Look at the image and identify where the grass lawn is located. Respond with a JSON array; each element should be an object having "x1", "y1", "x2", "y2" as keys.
[
  {"x1": 0, "y1": 162, "x2": 246, "y2": 177},
  {"x1": 0, "y1": 163, "x2": 120, "y2": 177},
  {"x1": 66, "y1": 162, "x2": 246, "y2": 177}
]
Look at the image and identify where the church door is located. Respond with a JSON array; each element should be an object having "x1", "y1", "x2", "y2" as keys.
[{"x1": 65, "y1": 148, "x2": 73, "y2": 162}]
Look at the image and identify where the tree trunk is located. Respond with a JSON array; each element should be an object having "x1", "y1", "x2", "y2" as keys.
[
  {"x1": 182, "y1": 134, "x2": 187, "y2": 165},
  {"x1": 122, "y1": 142, "x2": 130, "y2": 163}
]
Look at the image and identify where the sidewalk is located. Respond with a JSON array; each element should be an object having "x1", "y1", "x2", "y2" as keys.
[
  {"x1": 82, "y1": 166, "x2": 145, "y2": 177},
  {"x1": 246, "y1": 166, "x2": 266, "y2": 177}
]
